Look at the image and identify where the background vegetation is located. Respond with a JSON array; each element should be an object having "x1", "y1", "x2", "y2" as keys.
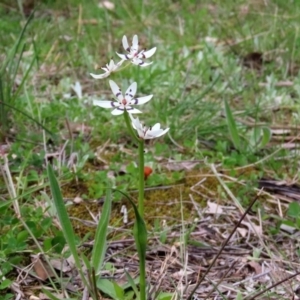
[{"x1": 1, "y1": 0, "x2": 300, "y2": 299}]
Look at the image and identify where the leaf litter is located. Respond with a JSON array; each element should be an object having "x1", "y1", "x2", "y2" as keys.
[{"x1": 8, "y1": 159, "x2": 300, "y2": 300}]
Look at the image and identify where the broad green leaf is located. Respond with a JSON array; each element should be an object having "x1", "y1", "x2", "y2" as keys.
[
  {"x1": 97, "y1": 279, "x2": 124, "y2": 300},
  {"x1": 288, "y1": 202, "x2": 300, "y2": 218},
  {"x1": 47, "y1": 165, "x2": 86, "y2": 283},
  {"x1": 0, "y1": 279, "x2": 12, "y2": 290}
]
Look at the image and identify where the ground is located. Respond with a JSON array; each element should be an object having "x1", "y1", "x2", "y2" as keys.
[{"x1": 1, "y1": 0, "x2": 300, "y2": 299}]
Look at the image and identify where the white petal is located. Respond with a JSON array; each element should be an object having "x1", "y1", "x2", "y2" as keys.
[
  {"x1": 131, "y1": 57, "x2": 153, "y2": 67},
  {"x1": 116, "y1": 59, "x2": 125, "y2": 68},
  {"x1": 130, "y1": 115, "x2": 143, "y2": 131},
  {"x1": 93, "y1": 100, "x2": 118, "y2": 108},
  {"x1": 109, "y1": 80, "x2": 123, "y2": 101},
  {"x1": 125, "y1": 82, "x2": 137, "y2": 101},
  {"x1": 139, "y1": 61, "x2": 153, "y2": 67},
  {"x1": 111, "y1": 109, "x2": 124, "y2": 115},
  {"x1": 72, "y1": 82, "x2": 82, "y2": 99},
  {"x1": 127, "y1": 107, "x2": 142, "y2": 114},
  {"x1": 151, "y1": 123, "x2": 161, "y2": 131},
  {"x1": 108, "y1": 59, "x2": 115, "y2": 69},
  {"x1": 122, "y1": 35, "x2": 130, "y2": 51},
  {"x1": 101, "y1": 66, "x2": 109, "y2": 72},
  {"x1": 145, "y1": 127, "x2": 169, "y2": 139},
  {"x1": 131, "y1": 94, "x2": 153, "y2": 105},
  {"x1": 141, "y1": 47, "x2": 156, "y2": 58},
  {"x1": 132, "y1": 35, "x2": 139, "y2": 51},
  {"x1": 90, "y1": 72, "x2": 109, "y2": 79},
  {"x1": 116, "y1": 52, "x2": 130, "y2": 60},
  {"x1": 155, "y1": 128, "x2": 170, "y2": 138}
]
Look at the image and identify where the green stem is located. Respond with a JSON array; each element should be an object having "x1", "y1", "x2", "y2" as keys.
[
  {"x1": 117, "y1": 61, "x2": 132, "y2": 72},
  {"x1": 123, "y1": 111, "x2": 145, "y2": 216},
  {"x1": 123, "y1": 111, "x2": 146, "y2": 299},
  {"x1": 123, "y1": 111, "x2": 139, "y2": 143},
  {"x1": 138, "y1": 140, "x2": 145, "y2": 217},
  {"x1": 139, "y1": 264, "x2": 146, "y2": 300}
]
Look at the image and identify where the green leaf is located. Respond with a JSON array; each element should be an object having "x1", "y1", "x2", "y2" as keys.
[
  {"x1": 3, "y1": 294, "x2": 14, "y2": 300},
  {"x1": 157, "y1": 292, "x2": 174, "y2": 300},
  {"x1": 97, "y1": 279, "x2": 124, "y2": 300},
  {"x1": 51, "y1": 236, "x2": 66, "y2": 254},
  {"x1": 114, "y1": 190, "x2": 147, "y2": 300},
  {"x1": 125, "y1": 271, "x2": 139, "y2": 297},
  {"x1": 224, "y1": 99, "x2": 241, "y2": 151},
  {"x1": 41, "y1": 288, "x2": 77, "y2": 300},
  {"x1": 0, "y1": 279, "x2": 12, "y2": 290},
  {"x1": 259, "y1": 127, "x2": 272, "y2": 148},
  {"x1": 17, "y1": 231, "x2": 28, "y2": 243},
  {"x1": 82, "y1": 253, "x2": 92, "y2": 271},
  {"x1": 288, "y1": 202, "x2": 300, "y2": 218},
  {"x1": 91, "y1": 188, "x2": 112, "y2": 275},
  {"x1": 235, "y1": 291, "x2": 243, "y2": 300},
  {"x1": 125, "y1": 194, "x2": 147, "y2": 264},
  {"x1": 47, "y1": 165, "x2": 85, "y2": 281},
  {"x1": 41, "y1": 289, "x2": 62, "y2": 300}
]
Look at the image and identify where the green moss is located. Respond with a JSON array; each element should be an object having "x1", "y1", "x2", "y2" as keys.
[{"x1": 64, "y1": 166, "x2": 267, "y2": 238}]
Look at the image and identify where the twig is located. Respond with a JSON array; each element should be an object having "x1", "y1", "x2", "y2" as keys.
[
  {"x1": 186, "y1": 191, "x2": 261, "y2": 300},
  {"x1": 246, "y1": 271, "x2": 300, "y2": 300}
]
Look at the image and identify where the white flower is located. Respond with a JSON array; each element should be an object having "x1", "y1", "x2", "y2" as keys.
[
  {"x1": 90, "y1": 59, "x2": 124, "y2": 79},
  {"x1": 116, "y1": 35, "x2": 156, "y2": 67},
  {"x1": 71, "y1": 81, "x2": 82, "y2": 99},
  {"x1": 93, "y1": 80, "x2": 153, "y2": 115},
  {"x1": 130, "y1": 114, "x2": 169, "y2": 139}
]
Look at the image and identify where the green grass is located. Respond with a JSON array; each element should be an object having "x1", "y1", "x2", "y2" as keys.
[{"x1": 1, "y1": 0, "x2": 300, "y2": 299}]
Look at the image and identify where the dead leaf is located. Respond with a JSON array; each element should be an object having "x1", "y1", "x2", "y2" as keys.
[
  {"x1": 206, "y1": 201, "x2": 223, "y2": 215},
  {"x1": 50, "y1": 258, "x2": 71, "y2": 273},
  {"x1": 164, "y1": 160, "x2": 200, "y2": 171},
  {"x1": 247, "y1": 261, "x2": 262, "y2": 275},
  {"x1": 271, "y1": 129, "x2": 291, "y2": 135},
  {"x1": 241, "y1": 221, "x2": 262, "y2": 236},
  {"x1": 237, "y1": 227, "x2": 247, "y2": 238},
  {"x1": 172, "y1": 269, "x2": 194, "y2": 280},
  {"x1": 31, "y1": 255, "x2": 55, "y2": 281}
]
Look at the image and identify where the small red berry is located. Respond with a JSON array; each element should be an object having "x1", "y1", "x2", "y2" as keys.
[{"x1": 144, "y1": 166, "x2": 153, "y2": 180}]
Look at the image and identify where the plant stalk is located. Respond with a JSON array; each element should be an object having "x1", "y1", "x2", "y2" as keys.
[
  {"x1": 123, "y1": 111, "x2": 146, "y2": 299},
  {"x1": 138, "y1": 140, "x2": 145, "y2": 217}
]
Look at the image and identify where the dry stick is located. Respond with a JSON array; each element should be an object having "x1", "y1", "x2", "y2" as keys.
[
  {"x1": 246, "y1": 271, "x2": 300, "y2": 300},
  {"x1": 186, "y1": 192, "x2": 261, "y2": 300}
]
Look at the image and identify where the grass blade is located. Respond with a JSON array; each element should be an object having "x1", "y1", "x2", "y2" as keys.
[
  {"x1": 47, "y1": 164, "x2": 90, "y2": 290},
  {"x1": 91, "y1": 187, "x2": 112, "y2": 275},
  {"x1": 47, "y1": 164, "x2": 81, "y2": 266},
  {"x1": 125, "y1": 270, "x2": 139, "y2": 297},
  {"x1": 224, "y1": 99, "x2": 241, "y2": 151}
]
